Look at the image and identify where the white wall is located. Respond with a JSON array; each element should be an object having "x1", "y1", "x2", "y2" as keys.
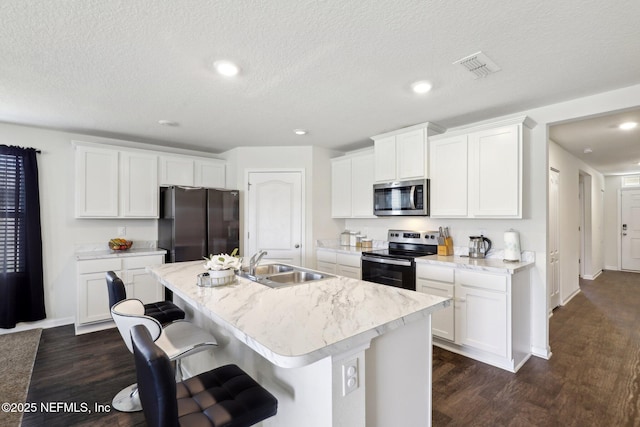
[
  {"x1": 221, "y1": 146, "x2": 342, "y2": 268},
  {"x1": 549, "y1": 140, "x2": 605, "y2": 303}
]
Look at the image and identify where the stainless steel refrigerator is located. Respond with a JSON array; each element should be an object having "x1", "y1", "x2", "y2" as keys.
[{"x1": 158, "y1": 186, "x2": 240, "y2": 263}]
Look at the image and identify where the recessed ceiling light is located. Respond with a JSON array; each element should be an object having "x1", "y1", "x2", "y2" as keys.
[
  {"x1": 213, "y1": 60, "x2": 240, "y2": 77},
  {"x1": 411, "y1": 80, "x2": 432, "y2": 94},
  {"x1": 158, "y1": 120, "x2": 179, "y2": 127},
  {"x1": 293, "y1": 129, "x2": 308, "y2": 135},
  {"x1": 619, "y1": 121, "x2": 638, "y2": 130},
  {"x1": 583, "y1": 147, "x2": 593, "y2": 154}
]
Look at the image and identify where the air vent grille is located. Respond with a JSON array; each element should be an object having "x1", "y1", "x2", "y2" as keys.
[{"x1": 453, "y1": 51, "x2": 501, "y2": 79}]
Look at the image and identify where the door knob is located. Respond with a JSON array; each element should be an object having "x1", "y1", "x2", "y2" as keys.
[{"x1": 295, "y1": 244, "x2": 300, "y2": 248}]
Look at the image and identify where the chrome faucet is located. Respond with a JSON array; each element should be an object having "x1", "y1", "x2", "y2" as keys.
[{"x1": 249, "y1": 250, "x2": 268, "y2": 275}]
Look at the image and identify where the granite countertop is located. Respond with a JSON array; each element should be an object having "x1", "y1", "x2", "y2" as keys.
[
  {"x1": 76, "y1": 247, "x2": 167, "y2": 260},
  {"x1": 147, "y1": 261, "x2": 449, "y2": 369},
  {"x1": 416, "y1": 253, "x2": 535, "y2": 274}
]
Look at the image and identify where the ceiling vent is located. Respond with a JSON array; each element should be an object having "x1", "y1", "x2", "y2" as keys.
[{"x1": 453, "y1": 51, "x2": 501, "y2": 79}]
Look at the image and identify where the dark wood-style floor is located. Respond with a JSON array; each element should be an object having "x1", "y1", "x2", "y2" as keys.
[{"x1": 22, "y1": 270, "x2": 640, "y2": 426}]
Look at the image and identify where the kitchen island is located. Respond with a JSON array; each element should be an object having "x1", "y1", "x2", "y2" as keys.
[{"x1": 147, "y1": 261, "x2": 449, "y2": 427}]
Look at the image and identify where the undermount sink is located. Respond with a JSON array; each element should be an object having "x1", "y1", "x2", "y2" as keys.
[
  {"x1": 237, "y1": 264, "x2": 333, "y2": 288},
  {"x1": 265, "y1": 270, "x2": 326, "y2": 284}
]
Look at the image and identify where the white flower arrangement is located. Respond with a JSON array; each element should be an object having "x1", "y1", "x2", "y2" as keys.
[{"x1": 203, "y1": 248, "x2": 242, "y2": 271}]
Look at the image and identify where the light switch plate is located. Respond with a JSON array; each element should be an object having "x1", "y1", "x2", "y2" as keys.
[{"x1": 117, "y1": 226, "x2": 126, "y2": 236}]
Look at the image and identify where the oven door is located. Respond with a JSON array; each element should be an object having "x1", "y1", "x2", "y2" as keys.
[{"x1": 361, "y1": 255, "x2": 416, "y2": 291}]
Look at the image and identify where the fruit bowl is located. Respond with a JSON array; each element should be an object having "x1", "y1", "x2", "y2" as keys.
[{"x1": 109, "y1": 238, "x2": 133, "y2": 251}]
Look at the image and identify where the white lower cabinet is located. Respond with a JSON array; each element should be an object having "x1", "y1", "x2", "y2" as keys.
[
  {"x1": 76, "y1": 254, "x2": 164, "y2": 334},
  {"x1": 417, "y1": 262, "x2": 531, "y2": 372},
  {"x1": 416, "y1": 264, "x2": 455, "y2": 341},
  {"x1": 316, "y1": 250, "x2": 361, "y2": 279},
  {"x1": 455, "y1": 270, "x2": 508, "y2": 358}
]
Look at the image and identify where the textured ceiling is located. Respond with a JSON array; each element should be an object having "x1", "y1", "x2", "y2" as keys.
[{"x1": 1, "y1": 0, "x2": 640, "y2": 172}]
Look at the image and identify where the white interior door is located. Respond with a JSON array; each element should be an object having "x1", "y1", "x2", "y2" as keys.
[
  {"x1": 247, "y1": 171, "x2": 303, "y2": 266},
  {"x1": 621, "y1": 190, "x2": 640, "y2": 271},
  {"x1": 549, "y1": 169, "x2": 561, "y2": 311}
]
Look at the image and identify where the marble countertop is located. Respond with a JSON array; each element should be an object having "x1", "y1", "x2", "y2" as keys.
[
  {"x1": 147, "y1": 261, "x2": 450, "y2": 369},
  {"x1": 316, "y1": 239, "x2": 386, "y2": 254},
  {"x1": 76, "y1": 247, "x2": 167, "y2": 260},
  {"x1": 416, "y1": 254, "x2": 535, "y2": 274}
]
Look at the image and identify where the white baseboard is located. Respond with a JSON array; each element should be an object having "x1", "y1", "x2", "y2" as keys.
[
  {"x1": 531, "y1": 346, "x2": 552, "y2": 360},
  {"x1": 582, "y1": 269, "x2": 602, "y2": 280},
  {"x1": 0, "y1": 316, "x2": 74, "y2": 335}
]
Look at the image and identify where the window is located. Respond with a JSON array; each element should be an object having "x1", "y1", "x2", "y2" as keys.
[{"x1": 0, "y1": 152, "x2": 26, "y2": 273}]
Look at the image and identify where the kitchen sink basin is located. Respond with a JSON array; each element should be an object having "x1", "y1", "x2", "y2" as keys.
[
  {"x1": 237, "y1": 264, "x2": 334, "y2": 288},
  {"x1": 242, "y1": 264, "x2": 294, "y2": 276},
  {"x1": 265, "y1": 271, "x2": 327, "y2": 284}
]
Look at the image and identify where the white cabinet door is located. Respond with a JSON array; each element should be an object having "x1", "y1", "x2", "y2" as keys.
[
  {"x1": 120, "y1": 151, "x2": 159, "y2": 218},
  {"x1": 316, "y1": 261, "x2": 337, "y2": 274},
  {"x1": 337, "y1": 253, "x2": 361, "y2": 279},
  {"x1": 195, "y1": 159, "x2": 225, "y2": 188},
  {"x1": 331, "y1": 157, "x2": 352, "y2": 217},
  {"x1": 429, "y1": 135, "x2": 468, "y2": 217},
  {"x1": 351, "y1": 152, "x2": 375, "y2": 217},
  {"x1": 159, "y1": 156, "x2": 194, "y2": 186},
  {"x1": 469, "y1": 125, "x2": 521, "y2": 217},
  {"x1": 374, "y1": 136, "x2": 397, "y2": 182},
  {"x1": 77, "y1": 272, "x2": 113, "y2": 324},
  {"x1": 456, "y1": 283, "x2": 508, "y2": 358},
  {"x1": 419, "y1": 281, "x2": 454, "y2": 341},
  {"x1": 128, "y1": 268, "x2": 163, "y2": 304},
  {"x1": 75, "y1": 146, "x2": 119, "y2": 217},
  {"x1": 396, "y1": 129, "x2": 426, "y2": 180}
]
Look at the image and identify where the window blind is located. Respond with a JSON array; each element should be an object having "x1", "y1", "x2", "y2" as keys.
[{"x1": 0, "y1": 152, "x2": 26, "y2": 273}]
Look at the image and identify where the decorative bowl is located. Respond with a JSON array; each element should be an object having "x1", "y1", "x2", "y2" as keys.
[{"x1": 109, "y1": 238, "x2": 133, "y2": 251}]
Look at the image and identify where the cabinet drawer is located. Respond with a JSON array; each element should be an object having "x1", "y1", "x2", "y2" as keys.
[
  {"x1": 337, "y1": 265, "x2": 361, "y2": 279},
  {"x1": 122, "y1": 255, "x2": 164, "y2": 270},
  {"x1": 417, "y1": 279, "x2": 453, "y2": 295},
  {"x1": 337, "y1": 253, "x2": 361, "y2": 268},
  {"x1": 77, "y1": 258, "x2": 122, "y2": 274},
  {"x1": 416, "y1": 264, "x2": 454, "y2": 283},
  {"x1": 316, "y1": 261, "x2": 337, "y2": 275},
  {"x1": 317, "y1": 250, "x2": 337, "y2": 263},
  {"x1": 457, "y1": 270, "x2": 507, "y2": 292}
]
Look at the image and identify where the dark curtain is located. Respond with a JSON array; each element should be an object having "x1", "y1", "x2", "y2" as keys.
[{"x1": 0, "y1": 145, "x2": 45, "y2": 328}]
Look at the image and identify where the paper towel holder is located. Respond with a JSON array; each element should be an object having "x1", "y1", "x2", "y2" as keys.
[{"x1": 503, "y1": 229, "x2": 521, "y2": 262}]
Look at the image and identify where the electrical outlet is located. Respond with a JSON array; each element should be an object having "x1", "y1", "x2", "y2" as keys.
[
  {"x1": 117, "y1": 226, "x2": 126, "y2": 236},
  {"x1": 342, "y1": 358, "x2": 358, "y2": 396}
]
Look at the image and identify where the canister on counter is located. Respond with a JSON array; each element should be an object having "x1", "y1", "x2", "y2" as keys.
[
  {"x1": 340, "y1": 230, "x2": 351, "y2": 246},
  {"x1": 349, "y1": 231, "x2": 357, "y2": 246},
  {"x1": 361, "y1": 238, "x2": 373, "y2": 249}
]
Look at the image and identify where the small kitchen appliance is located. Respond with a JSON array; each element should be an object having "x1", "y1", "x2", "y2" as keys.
[
  {"x1": 361, "y1": 229, "x2": 438, "y2": 290},
  {"x1": 468, "y1": 235, "x2": 492, "y2": 259},
  {"x1": 373, "y1": 179, "x2": 430, "y2": 216},
  {"x1": 503, "y1": 229, "x2": 521, "y2": 262}
]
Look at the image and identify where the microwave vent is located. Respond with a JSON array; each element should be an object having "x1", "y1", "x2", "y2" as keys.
[{"x1": 453, "y1": 51, "x2": 501, "y2": 79}]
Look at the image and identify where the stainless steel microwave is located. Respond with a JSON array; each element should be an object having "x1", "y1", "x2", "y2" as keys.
[{"x1": 373, "y1": 179, "x2": 430, "y2": 216}]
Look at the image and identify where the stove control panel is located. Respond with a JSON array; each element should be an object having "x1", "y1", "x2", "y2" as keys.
[{"x1": 388, "y1": 229, "x2": 440, "y2": 245}]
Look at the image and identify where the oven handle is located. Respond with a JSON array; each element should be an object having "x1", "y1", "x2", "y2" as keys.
[{"x1": 362, "y1": 255, "x2": 413, "y2": 267}]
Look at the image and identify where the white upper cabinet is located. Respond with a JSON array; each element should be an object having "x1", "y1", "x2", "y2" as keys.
[
  {"x1": 469, "y1": 125, "x2": 521, "y2": 217},
  {"x1": 75, "y1": 144, "x2": 158, "y2": 218},
  {"x1": 159, "y1": 156, "x2": 194, "y2": 186},
  {"x1": 429, "y1": 135, "x2": 469, "y2": 217},
  {"x1": 75, "y1": 145, "x2": 119, "y2": 217},
  {"x1": 194, "y1": 159, "x2": 226, "y2": 188},
  {"x1": 429, "y1": 116, "x2": 533, "y2": 219},
  {"x1": 371, "y1": 122, "x2": 444, "y2": 183},
  {"x1": 120, "y1": 151, "x2": 159, "y2": 217},
  {"x1": 159, "y1": 155, "x2": 226, "y2": 189},
  {"x1": 331, "y1": 150, "x2": 375, "y2": 218}
]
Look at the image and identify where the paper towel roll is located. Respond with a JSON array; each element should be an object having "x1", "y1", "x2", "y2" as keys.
[{"x1": 504, "y1": 229, "x2": 521, "y2": 262}]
